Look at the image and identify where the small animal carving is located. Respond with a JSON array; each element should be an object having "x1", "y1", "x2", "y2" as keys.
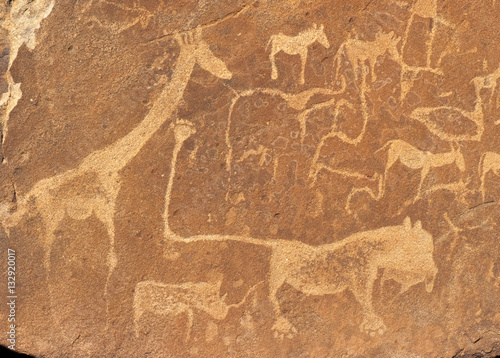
[
  {"x1": 479, "y1": 151, "x2": 500, "y2": 200},
  {"x1": 133, "y1": 279, "x2": 261, "y2": 340},
  {"x1": 267, "y1": 23, "x2": 330, "y2": 84},
  {"x1": 376, "y1": 140, "x2": 466, "y2": 202},
  {"x1": 334, "y1": 31, "x2": 400, "y2": 82}
]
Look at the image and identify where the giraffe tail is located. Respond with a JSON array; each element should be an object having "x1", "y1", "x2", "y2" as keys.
[{"x1": 479, "y1": 152, "x2": 488, "y2": 201}]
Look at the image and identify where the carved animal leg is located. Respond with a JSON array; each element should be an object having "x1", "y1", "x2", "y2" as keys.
[
  {"x1": 352, "y1": 268, "x2": 386, "y2": 336},
  {"x1": 415, "y1": 165, "x2": 430, "y2": 201},
  {"x1": 269, "y1": 260, "x2": 296, "y2": 339},
  {"x1": 299, "y1": 48, "x2": 308, "y2": 85},
  {"x1": 370, "y1": 60, "x2": 377, "y2": 83},
  {"x1": 382, "y1": 149, "x2": 398, "y2": 197},
  {"x1": 99, "y1": 206, "x2": 117, "y2": 329},
  {"x1": 270, "y1": 47, "x2": 278, "y2": 80},
  {"x1": 480, "y1": 168, "x2": 487, "y2": 202},
  {"x1": 185, "y1": 308, "x2": 194, "y2": 342}
]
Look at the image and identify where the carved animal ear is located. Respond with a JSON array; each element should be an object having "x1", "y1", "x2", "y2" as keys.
[
  {"x1": 414, "y1": 220, "x2": 422, "y2": 230},
  {"x1": 403, "y1": 216, "x2": 411, "y2": 229},
  {"x1": 319, "y1": 24, "x2": 324, "y2": 30}
]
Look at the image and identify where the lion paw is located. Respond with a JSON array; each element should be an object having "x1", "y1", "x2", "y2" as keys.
[
  {"x1": 272, "y1": 316, "x2": 297, "y2": 339},
  {"x1": 360, "y1": 316, "x2": 387, "y2": 336}
]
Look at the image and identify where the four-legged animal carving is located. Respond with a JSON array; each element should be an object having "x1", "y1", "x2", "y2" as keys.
[
  {"x1": 267, "y1": 217, "x2": 437, "y2": 338},
  {"x1": 267, "y1": 23, "x2": 330, "y2": 84},
  {"x1": 333, "y1": 31, "x2": 400, "y2": 83},
  {"x1": 376, "y1": 140, "x2": 466, "y2": 201},
  {"x1": 133, "y1": 279, "x2": 261, "y2": 340}
]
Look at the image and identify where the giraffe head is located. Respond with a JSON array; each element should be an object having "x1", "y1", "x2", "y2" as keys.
[{"x1": 176, "y1": 27, "x2": 232, "y2": 80}]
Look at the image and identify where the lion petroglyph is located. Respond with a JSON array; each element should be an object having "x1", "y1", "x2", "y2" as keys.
[
  {"x1": 162, "y1": 122, "x2": 437, "y2": 338},
  {"x1": 163, "y1": 217, "x2": 437, "y2": 338},
  {"x1": 133, "y1": 279, "x2": 262, "y2": 341},
  {"x1": 375, "y1": 140, "x2": 466, "y2": 202},
  {"x1": 333, "y1": 30, "x2": 400, "y2": 83},
  {"x1": 267, "y1": 23, "x2": 330, "y2": 84},
  {"x1": 479, "y1": 151, "x2": 500, "y2": 200}
]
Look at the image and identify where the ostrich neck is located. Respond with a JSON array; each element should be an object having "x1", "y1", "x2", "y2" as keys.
[{"x1": 82, "y1": 45, "x2": 196, "y2": 173}]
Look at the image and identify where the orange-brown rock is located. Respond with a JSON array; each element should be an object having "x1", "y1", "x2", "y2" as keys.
[{"x1": 1, "y1": 0, "x2": 500, "y2": 357}]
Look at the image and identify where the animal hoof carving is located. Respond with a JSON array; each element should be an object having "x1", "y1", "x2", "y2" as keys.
[
  {"x1": 272, "y1": 316, "x2": 298, "y2": 340},
  {"x1": 360, "y1": 315, "x2": 387, "y2": 336}
]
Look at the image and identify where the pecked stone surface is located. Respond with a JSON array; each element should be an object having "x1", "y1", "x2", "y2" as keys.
[{"x1": 1, "y1": 0, "x2": 500, "y2": 356}]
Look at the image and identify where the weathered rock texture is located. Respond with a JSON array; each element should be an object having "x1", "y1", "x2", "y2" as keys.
[{"x1": 1, "y1": 0, "x2": 500, "y2": 357}]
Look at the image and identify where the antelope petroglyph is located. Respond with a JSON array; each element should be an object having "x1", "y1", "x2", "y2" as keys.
[
  {"x1": 479, "y1": 151, "x2": 500, "y2": 200},
  {"x1": 0, "y1": 27, "x2": 232, "y2": 323},
  {"x1": 375, "y1": 140, "x2": 466, "y2": 202},
  {"x1": 162, "y1": 122, "x2": 437, "y2": 338},
  {"x1": 133, "y1": 279, "x2": 262, "y2": 341},
  {"x1": 333, "y1": 30, "x2": 401, "y2": 83},
  {"x1": 267, "y1": 23, "x2": 330, "y2": 84}
]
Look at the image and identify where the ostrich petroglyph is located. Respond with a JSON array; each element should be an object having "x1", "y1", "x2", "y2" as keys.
[{"x1": 409, "y1": 70, "x2": 497, "y2": 142}]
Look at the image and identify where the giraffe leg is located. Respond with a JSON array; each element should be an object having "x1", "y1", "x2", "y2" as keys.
[
  {"x1": 270, "y1": 46, "x2": 278, "y2": 80},
  {"x1": 299, "y1": 48, "x2": 308, "y2": 84},
  {"x1": 480, "y1": 169, "x2": 487, "y2": 202},
  {"x1": 185, "y1": 308, "x2": 194, "y2": 342}
]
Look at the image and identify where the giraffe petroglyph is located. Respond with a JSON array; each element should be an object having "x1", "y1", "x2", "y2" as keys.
[
  {"x1": 267, "y1": 23, "x2": 330, "y2": 84},
  {"x1": 162, "y1": 122, "x2": 437, "y2": 338},
  {"x1": 1, "y1": 27, "x2": 232, "y2": 322},
  {"x1": 133, "y1": 279, "x2": 262, "y2": 341},
  {"x1": 375, "y1": 140, "x2": 466, "y2": 202}
]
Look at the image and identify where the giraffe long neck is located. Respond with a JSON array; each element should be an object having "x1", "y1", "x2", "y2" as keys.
[{"x1": 82, "y1": 45, "x2": 196, "y2": 173}]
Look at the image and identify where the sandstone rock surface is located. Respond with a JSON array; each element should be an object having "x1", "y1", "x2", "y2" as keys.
[{"x1": 1, "y1": 0, "x2": 500, "y2": 357}]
